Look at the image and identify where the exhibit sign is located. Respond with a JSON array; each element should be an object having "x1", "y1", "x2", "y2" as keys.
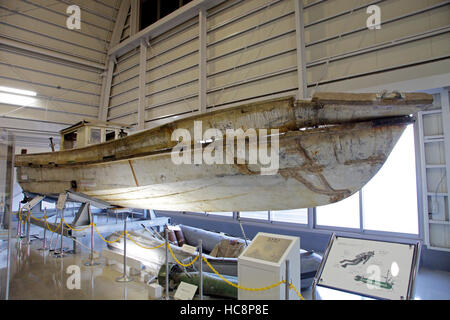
[
  {"x1": 315, "y1": 234, "x2": 420, "y2": 300},
  {"x1": 238, "y1": 232, "x2": 300, "y2": 300}
]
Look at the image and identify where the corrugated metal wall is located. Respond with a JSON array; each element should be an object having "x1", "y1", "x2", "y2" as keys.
[
  {"x1": 0, "y1": 0, "x2": 449, "y2": 131},
  {"x1": 108, "y1": 0, "x2": 300, "y2": 127},
  {"x1": 0, "y1": 0, "x2": 119, "y2": 129},
  {"x1": 105, "y1": 0, "x2": 450, "y2": 129},
  {"x1": 304, "y1": 0, "x2": 450, "y2": 94}
]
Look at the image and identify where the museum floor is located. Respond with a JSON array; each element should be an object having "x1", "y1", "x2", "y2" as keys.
[{"x1": 1, "y1": 225, "x2": 449, "y2": 300}]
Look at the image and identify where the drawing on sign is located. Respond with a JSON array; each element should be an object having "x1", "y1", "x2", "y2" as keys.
[
  {"x1": 339, "y1": 251, "x2": 374, "y2": 268},
  {"x1": 354, "y1": 269, "x2": 394, "y2": 290}
]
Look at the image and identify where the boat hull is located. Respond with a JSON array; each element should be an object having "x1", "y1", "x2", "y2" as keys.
[
  {"x1": 18, "y1": 119, "x2": 407, "y2": 211},
  {"x1": 15, "y1": 93, "x2": 433, "y2": 211}
]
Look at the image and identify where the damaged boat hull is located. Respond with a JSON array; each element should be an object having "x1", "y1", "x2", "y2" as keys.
[{"x1": 15, "y1": 93, "x2": 432, "y2": 212}]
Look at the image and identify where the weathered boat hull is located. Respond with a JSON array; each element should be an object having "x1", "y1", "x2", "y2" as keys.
[
  {"x1": 15, "y1": 93, "x2": 433, "y2": 212},
  {"x1": 17, "y1": 118, "x2": 409, "y2": 211}
]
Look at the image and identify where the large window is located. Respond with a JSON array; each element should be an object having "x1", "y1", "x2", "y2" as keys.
[
  {"x1": 207, "y1": 212, "x2": 233, "y2": 218},
  {"x1": 239, "y1": 211, "x2": 269, "y2": 220},
  {"x1": 316, "y1": 192, "x2": 360, "y2": 229},
  {"x1": 271, "y1": 209, "x2": 308, "y2": 224},
  {"x1": 362, "y1": 125, "x2": 419, "y2": 234},
  {"x1": 140, "y1": 0, "x2": 194, "y2": 30},
  {"x1": 316, "y1": 124, "x2": 419, "y2": 235}
]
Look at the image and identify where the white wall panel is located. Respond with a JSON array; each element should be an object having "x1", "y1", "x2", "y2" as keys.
[
  {"x1": 0, "y1": 0, "x2": 117, "y2": 129},
  {"x1": 102, "y1": 0, "x2": 449, "y2": 127},
  {"x1": 304, "y1": 0, "x2": 450, "y2": 91}
]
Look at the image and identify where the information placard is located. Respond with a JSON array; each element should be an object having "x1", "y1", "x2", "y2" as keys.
[
  {"x1": 316, "y1": 235, "x2": 420, "y2": 300},
  {"x1": 174, "y1": 281, "x2": 198, "y2": 300}
]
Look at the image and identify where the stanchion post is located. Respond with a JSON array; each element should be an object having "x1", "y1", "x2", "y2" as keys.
[
  {"x1": 165, "y1": 228, "x2": 169, "y2": 300},
  {"x1": 285, "y1": 260, "x2": 290, "y2": 300},
  {"x1": 55, "y1": 208, "x2": 66, "y2": 258},
  {"x1": 199, "y1": 240, "x2": 203, "y2": 300},
  {"x1": 40, "y1": 209, "x2": 47, "y2": 251},
  {"x1": 85, "y1": 204, "x2": 100, "y2": 266},
  {"x1": 116, "y1": 214, "x2": 132, "y2": 282},
  {"x1": 16, "y1": 204, "x2": 21, "y2": 237},
  {"x1": 60, "y1": 208, "x2": 64, "y2": 253},
  {"x1": 26, "y1": 210, "x2": 31, "y2": 244}
]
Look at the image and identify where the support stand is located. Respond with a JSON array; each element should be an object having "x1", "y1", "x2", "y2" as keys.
[
  {"x1": 38, "y1": 210, "x2": 48, "y2": 252},
  {"x1": 85, "y1": 204, "x2": 100, "y2": 266},
  {"x1": 54, "y1": 208, "x2": 66, "y2": 258},
  {"x1": 116, "y1": 215, "x2": 132, "y2": 282}
]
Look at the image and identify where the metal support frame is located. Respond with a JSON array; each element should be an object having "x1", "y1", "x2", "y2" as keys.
[
  {"x1": 198, "y1": 8, "x2": 208, "y2": 114},
  {"x1": 99, "y1": 58, "x2": 115, "y2": 122},
  {"x1": 294, "y1": 0, "x2": 307, "y2": 99},
  {"x1": 110, "y1": 0, "x2": 132, "y2": 49}
]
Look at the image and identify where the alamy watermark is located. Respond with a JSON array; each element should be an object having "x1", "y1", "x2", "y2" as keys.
[
  {"x1": 66, "y1": 5, "x2": 81, "y2": 30},
  {"x1": 367, "y1": 5, "x2": 382, "y2": 30},
  {"x1": 170, "y1": 121, "x2": 280, "y2": 175},
  {"x1": 66, "y1": 265, "x2": 81, "y2": 290}
]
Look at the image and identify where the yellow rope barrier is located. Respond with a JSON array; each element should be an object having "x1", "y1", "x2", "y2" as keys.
[
  {"x1": 167, "y1": 243, "x2": 200, "y2": 267},
  {"x1": 289, "y1": 283, "x2": 305, "y2": 300},
  {"x1": 17, "y1": 208, "x2": 30, "y2": 224},
  {"x1": 14, "y1": 207, "x2": 305, "y2": 299},
  {"x1": 64, "y1": 221, "x2": 93, "y2": 232},
  {"x1": 202, "y1": 256, "x2": 285, "y2": 292},
  {"x1": 28, "y1": 209, "x2": 44, "y2": 222},
  {"x1": 45, "y1": 217, "x2": 63, "y2": 233},
  {"x1": 125, "y1": 231, "x2": 165, "y2": 250},
  {"x1": 93, "y1": 223, "x2": 125, "y2": 244}
]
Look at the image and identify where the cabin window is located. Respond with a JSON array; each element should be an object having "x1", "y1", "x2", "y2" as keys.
[
  {"x1": 90, "y1": 128, "x2": 101, "y2": 145},
  {"x1": 106, "y1": 129, "x2": 116, "y2": 142},
  {"x1": 63, "y1": 131, "x2": 77, "y2": 150}
]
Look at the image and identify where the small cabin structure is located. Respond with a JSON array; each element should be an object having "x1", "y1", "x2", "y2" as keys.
[{"x1": 60, "y1": 120, "x2": 131, "y2": 150}]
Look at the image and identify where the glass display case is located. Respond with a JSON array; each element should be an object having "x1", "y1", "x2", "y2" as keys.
[{"x1": 0, "y1": 129, "x2": 15, "y2": 299}]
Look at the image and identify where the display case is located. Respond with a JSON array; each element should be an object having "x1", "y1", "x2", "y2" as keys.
[
  {"x1": 0, "y1": 129, "x2": 15, "y2": 300},
  {"x1": 238, "y1": 232, "x2": 300, "y2": 300}
]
